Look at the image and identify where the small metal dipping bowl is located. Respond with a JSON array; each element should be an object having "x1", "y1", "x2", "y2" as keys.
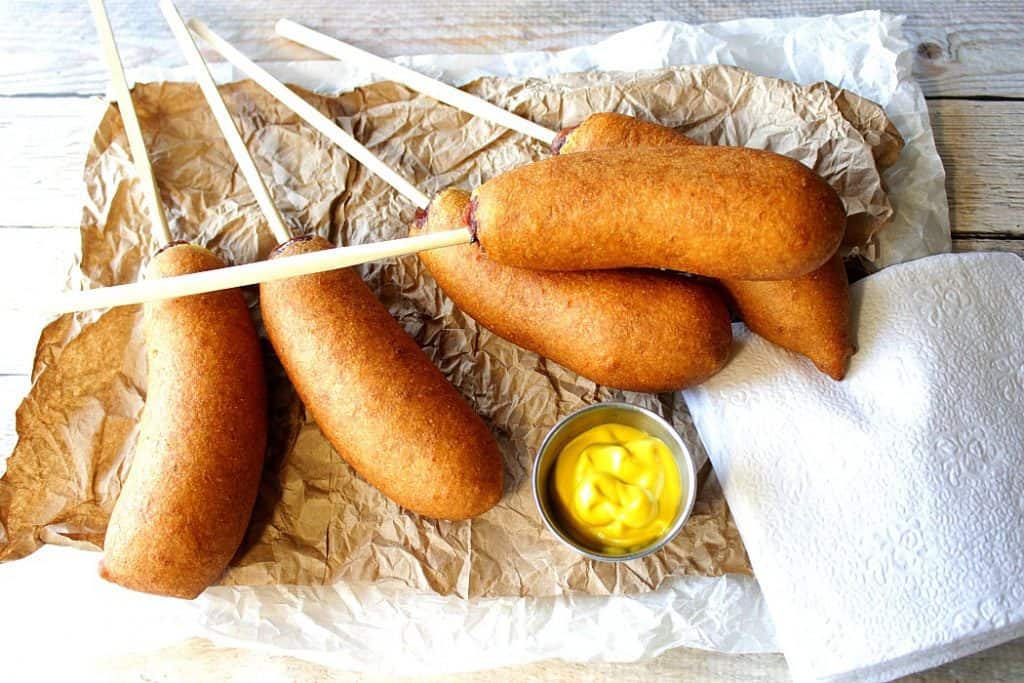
[{"x1": 532, "y1": 402, "x2": 699, "y2": 562}]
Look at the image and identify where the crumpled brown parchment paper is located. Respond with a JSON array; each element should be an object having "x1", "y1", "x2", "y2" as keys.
[{"x1": 0, "y1": 65, "x2": 903, "y2": 598}]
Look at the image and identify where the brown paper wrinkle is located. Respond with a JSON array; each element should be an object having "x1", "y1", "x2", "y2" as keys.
[{"x1": 1, "y1": 66, "x2": 902, "y2": 598}]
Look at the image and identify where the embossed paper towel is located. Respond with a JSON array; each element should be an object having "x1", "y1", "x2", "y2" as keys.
[{"x1": 684, "y1": 252, "x2": 1024, "y2": 683}]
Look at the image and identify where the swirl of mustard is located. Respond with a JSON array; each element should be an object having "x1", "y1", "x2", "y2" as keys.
[{"x1": 550, "y1": 423, "x2": 682, "y2": 554}]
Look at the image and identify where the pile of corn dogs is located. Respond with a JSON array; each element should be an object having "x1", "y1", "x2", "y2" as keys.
[{"x1": 88, "y1": 0, "x2": 855, "y2": 598}]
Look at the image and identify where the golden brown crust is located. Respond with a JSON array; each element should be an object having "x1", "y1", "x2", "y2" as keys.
[
  {"x1": 557, "y1": 113, "x2": 854, "y2": 380},
  {"x1": 556, "y1": 112, "x2": 697, "y2": 155},
  {"x1": 415, "y1": 189, "x2": 732, "y2": 392},
  {"x1": 470, "y1": 146, "x2": 846, "y2": 281},
  {"x1": 722, "y1": 254, "x2": 852, "y2": 380},
  {"x1": 259, "y1": 237, "x2": 503, "y2": 520},
  {"x1": 100, "y1": 244, "x2": 268, "y2": 599}
]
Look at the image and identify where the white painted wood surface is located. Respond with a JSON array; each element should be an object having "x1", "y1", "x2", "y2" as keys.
[
  {"x1": 1, "y1": 1, "x2": 1023, "y2": 97},
  {"x1": 1, "y1": 1, "x2": 1021, "y2": 680}
]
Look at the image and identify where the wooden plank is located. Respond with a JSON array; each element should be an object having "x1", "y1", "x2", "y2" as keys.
[
  {"x1": 0, "y1": 1, "x2": 1022, "y2": 98},
  {"x1": 0, "y1": 227, "x2": 80, "y2": 377},
  {"x1": 0, "y1": 375, "x2": 30, "y2": 464},
  {"x1": 931, "y1": 100, "x2": 1024, "y2": 237},
  {"x1": 953, "y1": 237, "x2": 1024, "y2": 254},
  {"x1": 1, "y1": 96, "x2": 1021, "y2": 238},
  {"x1": 0, "y1": 97, "x2": 103, "y2": 228},
  {"x1": 952, "y1": 230, "x2": 1024, "y2": 248}
]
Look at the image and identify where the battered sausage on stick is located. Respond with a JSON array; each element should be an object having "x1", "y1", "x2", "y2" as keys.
[
  {"x1": 468, "y1": 146, "x2": 846, "y2": 281},
  {"x1": 162, "y1": 0, "x2": 504, "y2": 520},
  {"x1": 266, "y1": 32, "x2": 853, "y2": 375},
  {"x1": 100, "y1": 244, "x2": 268, "y2": 599},
  {"x1": 555, "y1": 113, "x2": 854, "y2": 380},
  {"x1": 91, "y1": 0, "x2": 267, "y2": 598},
  {"x1": 261, "y1": 236, "x2": 503, "y2": 519},
  {"x1": 412, "y1": 189, "x2": 732, "y2": 392}
]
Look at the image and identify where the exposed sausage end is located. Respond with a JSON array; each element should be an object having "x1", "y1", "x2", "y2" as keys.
[
  {"x1": 550, "y1": 125, "x2": 579, "y2": 155},
  {"x1": 466, "y1": 196, "x2": 480, "y2": 242}
]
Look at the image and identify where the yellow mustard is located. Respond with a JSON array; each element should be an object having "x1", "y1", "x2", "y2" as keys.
[{"x1": 550, "y1": 423, "x2": 682, "y2": 554}]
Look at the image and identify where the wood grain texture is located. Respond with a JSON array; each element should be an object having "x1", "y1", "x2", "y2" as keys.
[
  {"x1": 954, "y1": 238, "x2": 1024, "y2": 255},
  {"x1": 0, "y1": 1, "x2": 1022, "y2": 97},
  {"x1": 930, "y1": 100, "x2": 1024, "y2": 236}
]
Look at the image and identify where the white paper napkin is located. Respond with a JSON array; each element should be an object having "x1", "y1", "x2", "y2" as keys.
[{"x1": 684, "y1": 252, "x2": 1024, "y2": 682}]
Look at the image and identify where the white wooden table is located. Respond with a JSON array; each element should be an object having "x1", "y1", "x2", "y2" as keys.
[{"x1": 1, "y1": 1, "x2": 1022, "y2": 680}]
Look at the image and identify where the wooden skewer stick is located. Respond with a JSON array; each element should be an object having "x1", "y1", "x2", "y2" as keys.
[
  {"x1": 160, "y1": 0, "x2": 292, "y2": 244},
  {"x1": 45, "y1": 228, "x2": 472, "y2": 314},
  {"x1": 275, "y1": 19, "x2": 559, "y2": 147},
  {"x1": 188, "y1": 18, "x2": 431, "y2": 210},
  {"x1": 88, "y1": 0, "x2": 173, "y2": 246}
]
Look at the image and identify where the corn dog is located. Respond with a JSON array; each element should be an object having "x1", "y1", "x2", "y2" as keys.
[
  {"x1": 260, "y1": 236, "x2": 504, "y2": 520},
  {"x1": 551, "y1": 112, "x2": 696, "y2": 154},
  {"x1": 412, "y1": 189, "x2": 732, "y2": 391},
  {"x1": 722, "y1": 254, "x2": 851, "y2": 379},
  {"x1": 554, "y1": 113, "x2": 854, "y2": 379},
  {"x1": 469, "y1": 146, "x2": 846, "y2": 281},
  {"x1": 100, "y1": 243, "x2": 268, "y2": 599}
]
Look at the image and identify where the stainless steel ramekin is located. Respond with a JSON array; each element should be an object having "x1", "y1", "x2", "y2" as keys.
[{"x1": 532, "y1": 401, "x2": 698, "y2": 562}]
